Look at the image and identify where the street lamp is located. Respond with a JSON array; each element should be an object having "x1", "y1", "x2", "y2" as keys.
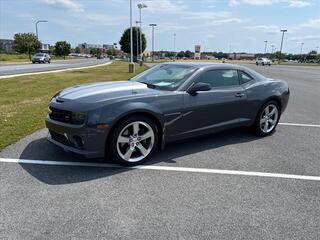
[
  {"x1": 279, "y1": 29, "x2": 287, "y2": 62},
  {"x1": 264, "y1": 40, "x2": 268, "y2": 54},
  {"x1": 300, "y1": 42, "x2": 304, "y2": 55},
  {"x1": 149, "y1": 24, "x2": 157, "y2": 62},
  {"x1": 135, "y1": 21, "x2": 141, "y2": 61},
  {"x1": 173, "y1": 33, "x2": 176, "y2": 59},
  {"x1": 35, "y1": 20, "x2": 48, "y2": 39},
  {"x1": 271, "y1": 44, "x2": 275, "y2": 54},
  {"x1": 137, "y1": 3, "x2": 147, "y2": 65},
  {"x1": 129, "y1": 0, "x2": 134, "y2": 73}
]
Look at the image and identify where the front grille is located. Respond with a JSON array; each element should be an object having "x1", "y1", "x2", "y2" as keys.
[
  {"x1": 49, "y1": 106, "x2": 84, "y2": 125},
  {"x1": 49, "y1": 107, "x2": 72, "y2": 124},
  {"x1": 49, "y1": 130, "x2": 71, "y2": 146}
]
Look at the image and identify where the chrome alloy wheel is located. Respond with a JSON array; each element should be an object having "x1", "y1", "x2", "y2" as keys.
[
  {"x1": 116, "y1": 121, "x2": 155, "y2": 162},
  {"x1": 259, "y1": 104, "x2": 279, "y2": 133}
]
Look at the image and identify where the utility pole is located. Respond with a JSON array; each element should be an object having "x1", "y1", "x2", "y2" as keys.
[
  {"x1": 279, "y1": 29, "x2": 287, "y2": 62},
  {"x1": 149, "y1": 24, "x2": 157, "y2": 62}
]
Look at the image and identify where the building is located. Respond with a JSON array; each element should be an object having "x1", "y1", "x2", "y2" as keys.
[
  {"x1": 40, "y1": 43, "x2": 50, "y2": 53},
  {"x1": 0, "y1": 39, "x2": 15, "y2": 53},
  {"x1": 103, "y1": 44, "x2": 114, "y2": 50},
  {"x1": 228, "y1": 53, "x2": 255, "y2": 60}
]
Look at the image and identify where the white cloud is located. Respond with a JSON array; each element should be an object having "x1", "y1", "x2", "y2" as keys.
[
  {"x1": 245, "y1": 25, "x2": 280, "y2": 34},
  {"x1": 229, "y1": 0, "x2": 312, "y2": 7},
  {"x1": 288, "y1": 0, "x2": 311, "y2": 7},
  {"x1": 145, "y1": 0, "x2": 187, "y2": 14},
  {"x1": 42, "y1": 0, "x2": 84, "y2": 12},
  {"x1": 85, "y1": 13, "x2": 125, "y2": 25},
  {"x1": 301, "y1": 18, "x2": 320, "y2": 29},
  {"x1": 206, "y1": 18, "x2": 243, "y2": 25},
  {"x1": 289, "y1": 35, "x2": 320, "y2": 41},
  {"x1": 206, "y1": 34, "x2": 216, "y2": 38}
]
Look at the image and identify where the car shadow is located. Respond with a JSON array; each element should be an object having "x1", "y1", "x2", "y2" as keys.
[{"x1": 19, "y1": 128, "x2": 263, "y2": 185}]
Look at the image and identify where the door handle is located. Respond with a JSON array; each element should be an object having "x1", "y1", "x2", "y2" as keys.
[{"x1": 235, "y1": 93, "x2": 245, "y2": 98}]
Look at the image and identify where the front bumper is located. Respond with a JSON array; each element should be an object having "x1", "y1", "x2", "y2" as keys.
[{"x1": 45, "y1": 116, "x2": 108, "y2": 158}]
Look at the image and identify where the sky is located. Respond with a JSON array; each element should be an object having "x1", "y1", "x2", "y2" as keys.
[{"x1": 0, "y1": 0, "x2": 319, "y2": 54}]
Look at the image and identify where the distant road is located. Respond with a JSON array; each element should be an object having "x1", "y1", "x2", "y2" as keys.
[{"x1": 0, "y1": 58, "x2": 110, "y2": 76}]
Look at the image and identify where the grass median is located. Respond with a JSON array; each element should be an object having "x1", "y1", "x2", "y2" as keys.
[{"x1": 0, "y1": 61, "x2": 147, "y2": 150}]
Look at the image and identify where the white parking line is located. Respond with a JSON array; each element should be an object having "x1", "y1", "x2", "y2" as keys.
[
  {"x1": 279, "y1": 122, "x2": 320, "y2": 128},
  {"x1": 0, "y1": 61, "x2": 112, "y2": 79},
  {"x1": 1, "y1": 157, "x2": 320, "y2": 181}
]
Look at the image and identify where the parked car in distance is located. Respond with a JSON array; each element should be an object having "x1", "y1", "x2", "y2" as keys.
[
  {"x1": 32, "y1": 53, "x2": 51, "y2": 64},
  {"x1": 256, "y1": 57, "x2": 271, "y2": 66},
  {"x1": 46, "y1": 62, "x2": 289, "y2": 166}
]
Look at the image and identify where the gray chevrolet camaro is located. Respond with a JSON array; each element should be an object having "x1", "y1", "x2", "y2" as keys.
[{"x1": 46, "y1": 62, "x2": 290, "y2": 165}]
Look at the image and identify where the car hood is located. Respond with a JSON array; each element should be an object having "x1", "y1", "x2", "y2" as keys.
[{"x1": 56, "y1": 81, "x2": 161, "y2": 103}]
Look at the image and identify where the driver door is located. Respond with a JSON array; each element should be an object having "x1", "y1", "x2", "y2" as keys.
[{"x1": 179, "y1": 69, "x2": 247, "y2": 137}]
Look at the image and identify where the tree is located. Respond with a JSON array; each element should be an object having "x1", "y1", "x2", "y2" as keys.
[
  {"x1": 75, "y1": 47, "x2": 80, "y2": 53},
  {"x1": 106, "y1": 48, "x2": 116, "y2": 56},
  {"x1": 54, "y1": 41, "x2": 71, "y2": 59},
  {"x1": 119, "y1": 27, "x2": 146, "y2": 59},
  {"x1": 90, "y1": 48, "x2": 101, "y2": 56},
  {"x1": 13, "y1": 33, "x2": 41, "y2": 60},
  {"x1": 185, "y1": 50, "x2": 193, "y2": 58},
  {"x1": 177, "y1": 51, "x2": 185, "y2": 58}
]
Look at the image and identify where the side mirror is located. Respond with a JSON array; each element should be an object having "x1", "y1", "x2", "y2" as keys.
[{"x1": 187, "y1": 82, "x2": 211, "y2": 95}]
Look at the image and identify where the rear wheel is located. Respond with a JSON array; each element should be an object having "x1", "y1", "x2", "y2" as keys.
[
  {"x1": 254, "y1": 101, "x2": 280, "y2": 136},
  {"x1": 107, "y1": 116, "x2": 158, "y2": 166}
]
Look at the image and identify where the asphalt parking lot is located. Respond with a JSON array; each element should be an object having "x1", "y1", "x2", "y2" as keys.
[
  {"x1": 0, "y1": 64, "x2": 319, "y2": 239},
  {"x1": 0, "y1": 58, "x2": 110, "y2": 76}
]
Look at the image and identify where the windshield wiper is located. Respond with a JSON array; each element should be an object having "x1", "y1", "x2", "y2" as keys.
[{"x1": 137, "y1": 81, "x2": 157, "y2": 89}]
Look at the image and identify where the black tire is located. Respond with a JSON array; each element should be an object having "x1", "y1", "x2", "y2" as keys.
[
  {"x1": 253, "y1": 101, "x2": 280, "y2": 136},
  {"x1": 106, "y1": 115, "x2": 159, "y2": 166},
  {"x1": 256, "y1": 62, "x2": 258, "y2": 65},
  {"x1": 262, "y1": 62, "x2": 265, "y2": 66},
  {"x1": 32, "y1": 61, "x2": 35, "y2": 64}
]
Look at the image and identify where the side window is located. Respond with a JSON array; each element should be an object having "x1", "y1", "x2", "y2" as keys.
[
  {"x1": 196, "y1": 69, "x2": 239, "y2": 88},
  {"x1": 239, "y1": 71, "x2": 254, "y2": 84}
]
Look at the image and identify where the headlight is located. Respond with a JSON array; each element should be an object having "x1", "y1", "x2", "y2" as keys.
[
  {"x1": 87, "y1": 109, "x2": 102, "y2": 125},
  {"x1": 72, "y1": 112, "x2": 87, "y2": 124}
]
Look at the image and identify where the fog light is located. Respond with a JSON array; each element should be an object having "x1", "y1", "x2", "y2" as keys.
[{"x1": 73, "y1": 136, "x2": 84, "y2": 148}]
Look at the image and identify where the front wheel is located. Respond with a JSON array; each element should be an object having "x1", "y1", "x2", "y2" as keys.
[
  {"x1": 254, "y1": 101, "x2": 280, "y2": 136},
  {"x1": 107, "y1": 116, "x2": 158, "y2": 166}
]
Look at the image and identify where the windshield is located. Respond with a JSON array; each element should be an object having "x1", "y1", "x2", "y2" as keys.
[
  {"x1": 35, "y1": 53, "x2": 44, "y2": 57},
  {"x1": 131, "y1": 64, "x2": 197, "y2": 91}
]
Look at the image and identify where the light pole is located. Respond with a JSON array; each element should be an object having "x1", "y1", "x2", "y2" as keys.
[
  {"x1": 35, "y1": 20, "x2": 48, "y2": 39},
  {"x1": 136, "y1": 21, "x2": 140, "y2": 61},
  {"x1": 279, "y1": 29, "x2": 287, "y2": 62},
  {"x1": 149, "y1": 24, "x2": 157, "y2": 62},
  {"x1": 129, "y1": 0, "x2": 134, "y2": 73},
  {"x1": 300, "y1": 42, "x2": 304, "y2": 61},
  {"x1": 173, "y1": 33, "x2": 176, "y2": 59},
  {"x1": 264, "y1": 40, "x2": 268, "y2": 54},
  {"x1": 300, "y1": 42, "x2": 304, "y2": 55},
  {"x1": 271, "y1": 44, "x2": 275, "y2": 54},
  {"x1": 137, "y1": 3, "x2": 147, "y2": 65}
]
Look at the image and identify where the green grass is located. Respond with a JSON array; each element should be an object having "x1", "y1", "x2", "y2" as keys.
[
  {"x1": 0, "y1": 61, "x2": 147, "y2": 150},
  {"x1": 0, "y1": 53, "x2": 71, "y2": 63}
]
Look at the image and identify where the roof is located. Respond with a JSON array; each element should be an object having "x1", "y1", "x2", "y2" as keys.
[{"x1": 161, "y1": 61, "x2": 239, "y2": 69}]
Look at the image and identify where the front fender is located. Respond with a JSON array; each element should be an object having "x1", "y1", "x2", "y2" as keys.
[{"x1": 100, "y1": 101, "x2": 164, "y2": 127}]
